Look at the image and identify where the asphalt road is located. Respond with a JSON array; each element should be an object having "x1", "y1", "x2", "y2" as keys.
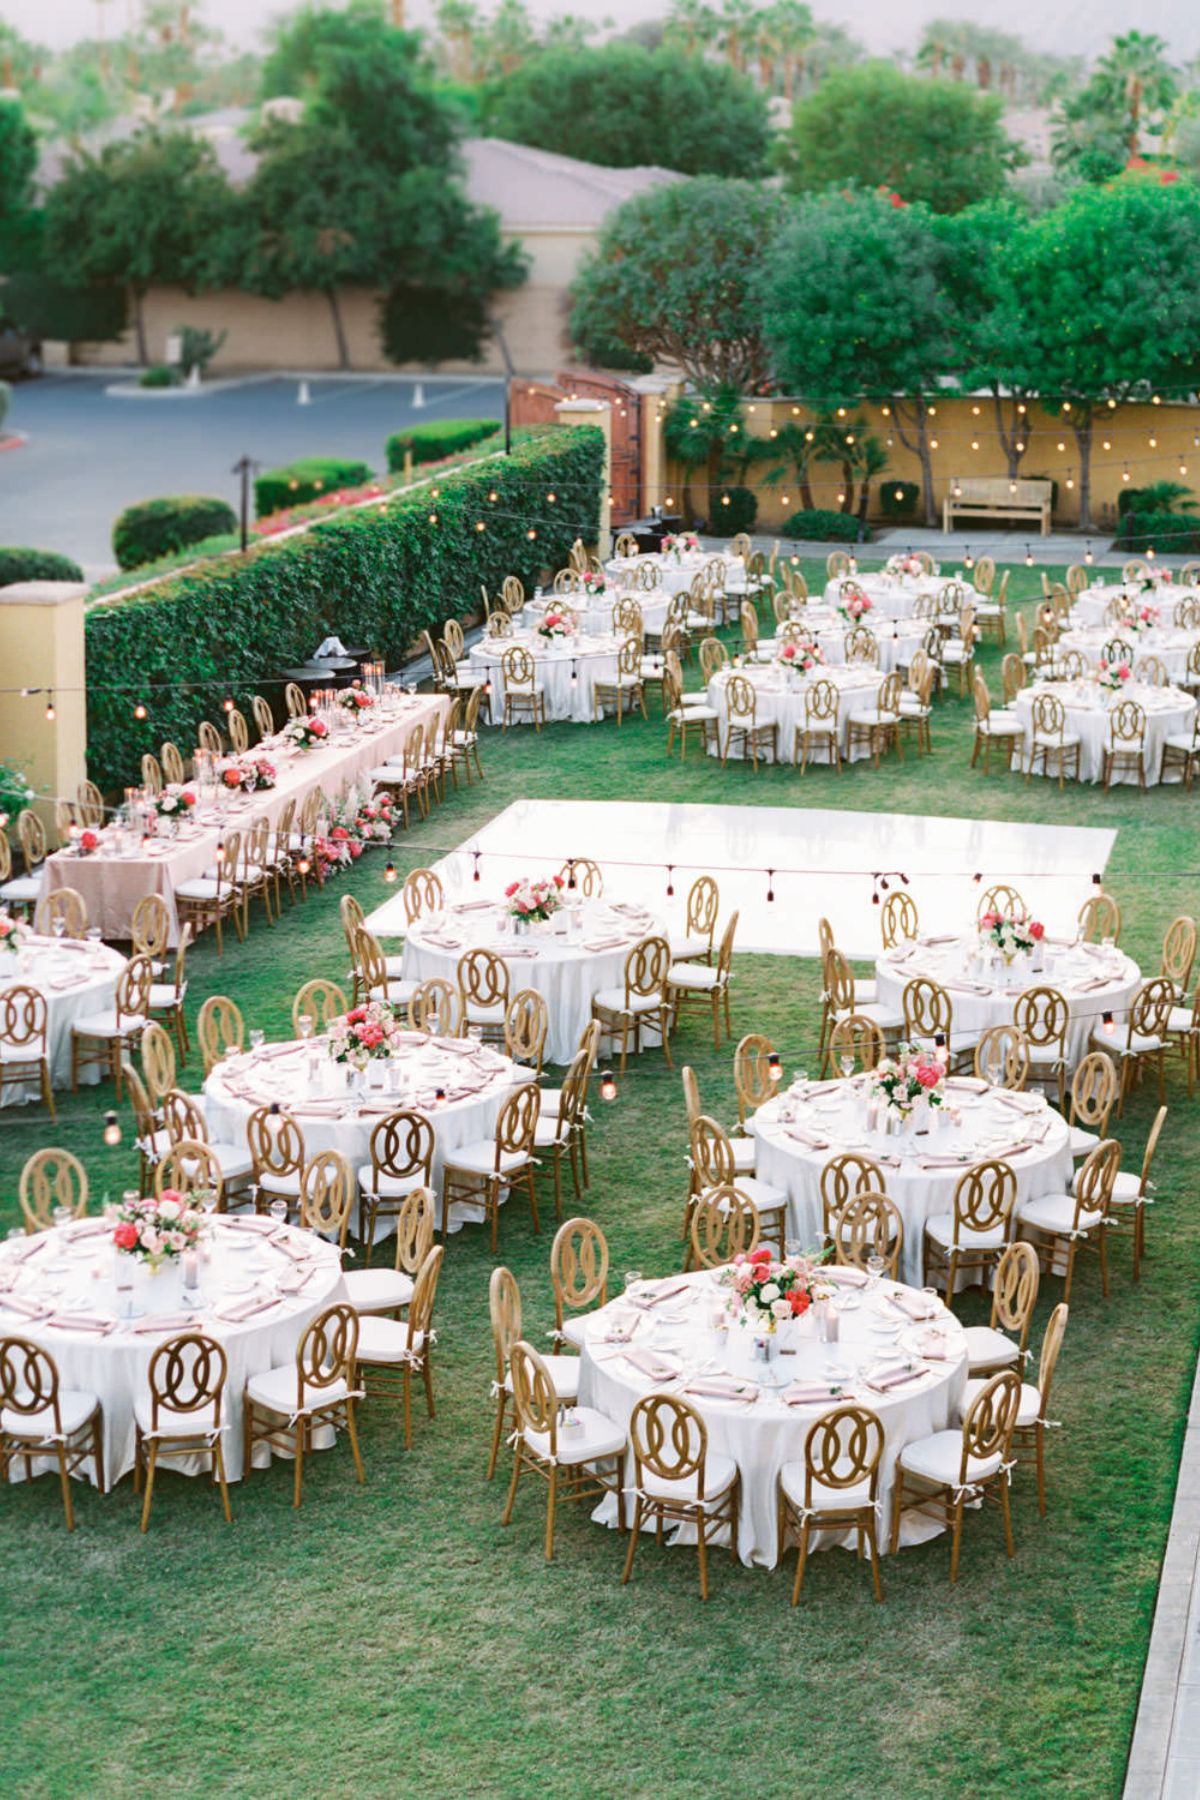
[{"x1": 0, "y1": 372, "x2": 508, "y2": 576}]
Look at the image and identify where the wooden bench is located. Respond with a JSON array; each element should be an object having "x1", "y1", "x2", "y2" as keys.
[{"x1": 943, "y1": 477, "x2": 1052, "y2": 536}]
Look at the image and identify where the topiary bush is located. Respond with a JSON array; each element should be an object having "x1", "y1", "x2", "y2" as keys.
[
  {"x1": 85, "y1": 425, "x2": 605, "y2": 790},
  {"x1": 255, "y1": 458, "x2": 375, "y2": 518},
  {"x1": 710, "y1": 486, "x2": 757, "y2": 536},
  {"x1": 385, "y1": 419, "x2": 500, "y2": 473},
  {"x1": 112, "y1": 496, "x2": 238, "y2": 571},
  {"x1": 138, "y1": 365, "x2": 179, "y2": 389},
  {"x1": 0, "y1": 547, "x2": 85, "y2": 586},
  {"x1": 782, "y1": 508, "x2": 865, "y2": 543},
  {"x1": 1116, "y1": 510, "x2": 1200, "y2": 553},
  {"x1": 879, "y1": 480, "x2": 919, "y2": 518}
]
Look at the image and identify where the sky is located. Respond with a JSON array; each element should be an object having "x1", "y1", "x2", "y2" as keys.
[{"x1": 4, "y1": 0, "x2": 1200, "y2": 62}]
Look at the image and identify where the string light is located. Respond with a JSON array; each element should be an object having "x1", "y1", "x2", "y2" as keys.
[
  {"x1": 599, "y1": 1070, "x2": 618, "y2": 1102},
  {"x1": 1024, "y1": 546, "x2": 1034, "y2": 567},
  {"x1": 383, "y1": 861, "x2": 397, "y2": 884},
  {"x1": 766, "y1": 869, "x2": 775, "y2": 903},
  {"x1": 767, "y1": 1052, "x2": 781, "y2": 1083},
  {"x1": 44, "y1": 696, "x2": 55, "y2": 721},
  {"x1": 133, "y1": 701, "x2": 147, "y2": 720},
  {"x1": 1085, "y1": 543, "x2": 1094, "y2": 564},
  {"x1": 103, "y1": 1110, "x2": 121, "y2": 1146},
  {"x1": 666, "y1": 864, "x2": 674, "y2": 898}
]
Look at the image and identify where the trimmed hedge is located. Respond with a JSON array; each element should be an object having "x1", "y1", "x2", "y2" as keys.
[
  {"x1": 0, "y1": 547, "x2": 85, "y2": 586},
  {"x1": 386, "y1": 419, "x2": 500, "y2": 474},
  {"x1": 1116, "y1": 510, "x2": 1200, "y2": 553},
  {"x1": 86, "y1": 425, "x2": 605, "y2": 790},
  {"x1": 113, "y1": 496, "x2": 238, "y2": 572},
  {"x1": 710, "y1": 485, "x2": 757, "y2": 536},
  {"x1": 255, "y1": 458, "x2": 375, "y2": 519},
  {"x1": 782, "y1": 508, "x2": 864, "y2": 543}
]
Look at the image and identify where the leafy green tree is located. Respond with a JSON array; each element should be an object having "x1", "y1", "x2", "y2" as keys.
[
  {"x1": 0, "y1": 100, "x2": 39, "y2": 268},
  {"x1": 664, "y1": 0, "x2": 719, "y2": 58},
  {"x1": 1052, "y1": 30, "x2": 1177, "y2": 178},
  {"x1": 762, "y1": 189, "x2": 957, "y2": 524},
  {"x1": 935, "y1": 200, "x2": 1038, "y2": 480},
  {"x1": 778, "y1": 61, "x2": 1025, "y2": 212},
  {"x1": 259, "y1": 0, "x2": 387, "y2": 97},
  {"x1": 241, "y1": 20, "x2": 524, "y2": 369},
  {"x1": 1005, "y1": 176, "x2": 1200, "y2": 528},
  {"x1": 570, "y1": 177, "x2": 785, "y2": 388},
  {"x1": 42, "y1": 128, "x2": 233, "y2": 362},
  {"x1": 483, "y1": 44, "x2": 770, "y2": 177}
]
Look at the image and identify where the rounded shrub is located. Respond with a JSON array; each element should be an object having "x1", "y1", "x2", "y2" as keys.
[
  {"x1": 0, "y1": 546, "x2": 85, "y2": 586},
  {"x1": 782, "y1": 508, "x2": 864, "y2": 543},
  {"x1": 138, "y1": 364, "x2": 179, "y2": 389},
  {"x1": 710, "y1": 485, "x2": 757, "y2": 536},
  {"x1": 879, "y1": 480, "x2": 919, "y2": 519},
  {"x1": 254, "y1": 458, "x2": 375, "y2": 519},
  {"x1": 112, "y1": 495, "x2": 238, "y2": 571},
  {"x1": 385, "y1": 419, "x2": 500, "y2": 473}
]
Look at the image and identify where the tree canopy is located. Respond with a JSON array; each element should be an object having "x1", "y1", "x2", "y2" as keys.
[
  {"x1": 481, "y1": 43, "x2": 771, "y2": 177},
  {"x1": 1052, "y1": 31, "x2": 1177, "y2": 181},
  {"x1": 569, "y1": 176, "x2": 785, "y2": 388},
  {"x1": 777, "y1": 61, "x2": 1026, "y2": 213},
  {"x1": 0, "y1": 100, "x2": 39, "y2": 268}
]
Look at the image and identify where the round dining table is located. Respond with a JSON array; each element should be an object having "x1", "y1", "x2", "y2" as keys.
[
  {"x1": 748, "y1": 1073, "x2": 1073, "y2": 1289},
  {"x1": 706, "y1": 662, "x2": 887, "y2": 763},
  {"x1": 1070, "y1": 580, "x2": 1200, "y2": 629},
  {"x1": 203, "y1": 1030, "x2": 520, "y2": 1233},
  {"x1": 873, "y1": 932, "x2": 1142, "y2": 1068},
  {"x1": 760, "y1": 606, "x2": 930, "y2": 675},
  {"x1": 577, "y1": 1267, "x2": 967, "y2": 1566},
  {"x1": 400, "y1": 896, "x2": 661, "y2": 1066},
  {"x1": 0, "y1": 934, "x2": 125, "y2": 1106},
  {"x1": 1011, "y1": 677, "x2": 1197, "y2": 785},
  {"x1": 820, "y1": 573, "x2": 960, "y2": 620},
  {"x1": 0, "y1": 1213, "x2": 346, "y2": 1486},
  {"x1": 1058, "y1": 623, "x2": 1199, "y2": 684},
  {"x1": 605, "y1": 551, "x2": 747, "y2": 599},
  {"x1": 520, "y1": 590, "x2": 671, "y2": 640},
  {"x1": 469, "y1": 631, "x2": 626, "y2": 726}
]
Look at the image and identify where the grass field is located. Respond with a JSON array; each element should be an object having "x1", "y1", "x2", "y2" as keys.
[{"x1": 2, "y1": 561, "x2": 1196, "y2": 1800}]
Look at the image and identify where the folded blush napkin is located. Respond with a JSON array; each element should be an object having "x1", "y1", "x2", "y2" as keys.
[
  {"x1": 781, "y1": 1381, "x2": 847, "y2": 1405},
  {"x1": 913, "y1": 1329, "x2": 954, "y2": 1360},
  {"x1": 785, "y1": 1125, "x2": 830, "y2": 1149},
  {"x1": 62, "y1": 1218, "x2": 111, "y2": 1241},
  {"x1": 887, "y1": 1291, "x2": 938, "y2": 1322},
  {"x1": 131, "y1": 1312, "x2": 195, "y2": 1334},
  {"x1": 821, "y1": 1265, "x2": 869, "y2": 1288},
  {"x1": 272, "y1": 1234, "x2": 311, "y2": 1263},
  {"x1": 0, "y1": 1294, "x2": 49, "y2": 1319},
  {"x1": 224, "y1": 1216, "x2": 276, "y2": 1236},
  {"x1": 684, "y1": 1376, "x2": 757, "y2": 1402},
  {"x1": 639, "y1": 1278, "x2": 692, "y2": 1307},
  {"x1": 864, "y1": 1364, "x2": 926, "y2": 1392},
  {"x1": 46, "y1": 1312, "x2": 115, "y2": 1335},
  {"x1": 217, "y1": 1294, "x2": 281, "y2": 1323},
  {"x1": 622, "y1": 1348, "x2": 681, "y2": 1382}
]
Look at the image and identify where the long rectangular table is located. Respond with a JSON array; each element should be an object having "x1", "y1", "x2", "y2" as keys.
[{"x1": 41, "y1": 693, "x2": 448, "y2": 942}]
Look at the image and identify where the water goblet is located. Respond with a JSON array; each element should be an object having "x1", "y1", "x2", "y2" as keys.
[
  {"x1": 298, "y1": 1015, "x2": 314, "y2": 1043},
  {"x1": 624, "y1": 1268, "x2": 643, "y2": 1296},
  {"x1": 839, "y1": 1054, "x2": 856, "y2": 1082},
  {"x1": 269, "y1": 1198, "x2": 289, "y2": 1229},
  {"x1": 86, "y1": 927, "x2": 103, "y2": 946},
  {"x1": 52, "y1": 915, "x2": 66, "y2": 942},
  {"x1": 250, "y1": 1028, "x2": 265, "y2": 1052},
  {"x1": 866, "y1": 1253, "x2": 887, "y2": 1291}
]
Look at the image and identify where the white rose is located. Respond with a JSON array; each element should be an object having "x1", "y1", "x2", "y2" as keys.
[
  {"x1": 157, "y1": 1198, "x2": 180, "y2": 1222},
  {"x1": 772, "y1": 1299, "x2": 792, "y2": 1321},
  {"x1": 759, "y1": 1282, "x2": 780, "y2": 1303}
]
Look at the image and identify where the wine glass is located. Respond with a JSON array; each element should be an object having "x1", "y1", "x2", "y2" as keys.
[
  {"x1": 250, "y1": 1028, "x2": 265, "y2": 1052},
  {"x1": 867, "y1": 1253, "x2": 887, "y2": 1290},
  {"x1": 624, "y1": 1268, "x2": 643, "y2": 1295},
  {"x1": 52, "y1": 914, "x2": 66, "y2": 942},
  {"x1": 839, "y1": 1053, "x2": 856, "y2": 1081},
  {"x1": 297, "y1": 1015, "x2": 314, "y2": 1043},
  {"x1": 269, "y1": 1199, "x2": 289, "y2": 1229}
]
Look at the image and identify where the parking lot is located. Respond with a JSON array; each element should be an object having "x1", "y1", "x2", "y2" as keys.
[{"x1": 0, "y1": 372, "x2": 507, "y2": 577}]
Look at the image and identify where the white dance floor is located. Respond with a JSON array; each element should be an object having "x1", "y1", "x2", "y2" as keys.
[{"x1": 367, "y1": 800, "x2": 1116, "y2": 958}]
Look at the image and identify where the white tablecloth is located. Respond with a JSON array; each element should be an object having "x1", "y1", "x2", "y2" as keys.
[
  {"x1": 1059, "y1": 624, "x2": 1198, "y2": 683},
  {"x1": 707, "y1": 663, "x2": 886, "y2": 762},
  {"x1": 874, "y1": 935, "x2": 1142, "y2": 1068},
  {"x1": 469, "y1": 632, "x2": 623, "y2": 726},
  {"x1": 0, "y1": 935, "x2": 124, "y2": 1104},
  {"x1": 578, "y1": 1268, "x2": 966, "y2": 1566},
  {"x1": 1070, "y1": 581, "x2": 1200, "y2": 629},
  {"x1": 41, "y1": 693, "x2": 447, "y2": 943},
  {"x1": 520, "y1": 592, "x2": 671, "y2": 638},
  {"x1": 605, "y1": 552, "x2": 746, "y2": 599},
  {"x1": 761, "y1": 606, "x2": 929, "y2": 675},
  {"x1": 749, "y1": 1076, "x2": 1073, "y2": 1288},
  {"x1": 821, "y1": 574, "x2": 959, "y2": 620},
  {"x1": 203, "y1": 1031, "x2": 519, "y2": 1233},
  {"x1": 0, "y1": 1216, "x2": 346, "y2": 1485},
  {"x1": 400, "y1": 897, "x2": 661, "y2": 1066},
  {"x1": 1012, "y1": 679, "x2": 1196, "y2": 784}
]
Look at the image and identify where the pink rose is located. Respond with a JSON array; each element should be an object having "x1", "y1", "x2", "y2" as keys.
[
  {"x1": 1029, "y1": 921, "x2": 1044, "y2": 941},
  {"x1": 113, "y1": 1222, "x2": 138, "y2": 1250},
  {"x1": 916, "y1": 1063, "x2": 941, "y2": 1089},
  {"x1": 981, "y1": 911, "x2": 999, "y2": 930},
  {"x1": 1118, "y1": 664, "x2": 1130, "y2": 679},
  {"x1": 504, "y1": 882, "x2": 518, "y2": 897}
]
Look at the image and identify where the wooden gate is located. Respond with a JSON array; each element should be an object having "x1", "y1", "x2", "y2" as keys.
[{"x1": 509, "y1": 370, "x2": 643, "y2": 523}]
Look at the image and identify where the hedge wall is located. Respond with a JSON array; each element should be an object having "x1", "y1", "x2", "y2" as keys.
[
  {"x1": 386, "y1": 419, "x2": 500, "y2": 473},
  {"x1": 112, "y1": 495, "x2": 238, "y2": 570},
  {"x1": 85, "y1": 426, "x2": 605, "y2": 790},
  {"x1": 255, "y1": 458, "x2": 376, "y2": 519}
]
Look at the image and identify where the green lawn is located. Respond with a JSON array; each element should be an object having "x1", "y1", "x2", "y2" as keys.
[{"x1": 2, "y1": 561, "x2": 1195, "y2": 1799}]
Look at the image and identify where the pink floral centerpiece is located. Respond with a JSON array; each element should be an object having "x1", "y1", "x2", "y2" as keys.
[
  {"x1": 885, "y1": 553, "x2": 932, "y2": 580},
  {"x1": 870, "y1": 1044, "x2": 946, "y2": 1119},
  {"x1": 777, "y1": 636, "x2": 825, "y2": 675},
  {"x1": 154, "y1": 783, "x2": 197, "y2": 820},
  {"x1": 505, "y1": 874, "x2": 564, "y2": 923},
  {"x1": 110, "y1": 1189, "x2": 204, "y2": 1269},
  {"x1": 336, "y1": 684, "x2": 375, "y2": 716},
  {"x1": 579, "y1": 569, "x2": 607, "y2": 596},
  {"x1": 661, "y1": 532, "x2": 700, "y2": 562},
  {"x1": 979, "y1": 910, "x2": 1043, "y2": 961},
  {"x1": 719, "y1": 1246, "x2": 828, "y2": 1334},
  {"x1": 537, "y1": 610, "x2": 571, "y2": 641},
  {"x1": 837, "y1": 589, "x2": 874, "y2": 624},
  {"x1": 1098, "y1": 659, "x2": 1132, "y2": 694},
  {"x1": 1127, "y1": 602, "x2": 1160, "y2": 632},
  {"x1": 327, "y1": 1001, "x2": 401, "y2": 1068},
  {"x1": 0, "y1": 910, "x2": 30, "y2": 955},
  {"x1": 284, "y1": 715, "x2": 329, "y2": 752},
  {"x1": 219, "y1": 757, "x2": 276, "y2": 794}
]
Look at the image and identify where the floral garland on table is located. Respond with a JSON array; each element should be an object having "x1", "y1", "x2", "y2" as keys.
[
  {"x1": 219, "y1": 757, "x2": 277, "y2": 794},
  {"x1": 837, "y1": 590, "x2": 873, "y2": 625},
  {"x1": 885, "y1": 553, "x2": 932, "y2": 579},
  {"x1": 505, "y1": 873, "x2": 564, "y2": 922},
  {"x1": 661, "y1": 532, "x2": 699, "y2": 561},
  {"x1": 327, "y1": 1001, "x2": 401, "y2": 1067},
  {"x1": 336, "y1": 684, "x2": 375, "y2": 716},
  {"x1": 537, "y1": 609, "x2": 571, "y2": 641},
  {"x1": 720, "y1": 1246, "x2": 828, "y2": 1333},
  {"x1": 869, "y1": 1044, "x2": 946, "y2": 1119},
  {"x1": 979, "y1": 910, "x2": 1043, "y2": 959},
  {"x1": 1098, "y1": 659, "x2": 1132, "y2": 694},
  {"x1": 777, "y1": 636, "x2": 825, "y2": 675},
  {"x1": 0, "y1": 911, "x2": 31, "y2": 954},
  {"x1": 110, "y1": 1189, "x2": 204, "y2": 1267},
  {"x1": 154, "y1": 782, "x2": 197, "y2": 819},
  {"x1": 283, "y1": 715, "x2": 329, "y2": 752},
  {"x1": 310, "y1": 791, "x2": 396, "y2": 880}
]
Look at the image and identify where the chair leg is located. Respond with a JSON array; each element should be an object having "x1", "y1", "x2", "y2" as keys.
[
  {"x1": 139, "y1": 1441, "x2": 159, "y2": 1533},
  {"x1": 544, "y1": 1466, "x2": 558, "y2": 1561},
  {"x1": 1035, "y1": 1426, "x2": 1047, "y2": 1516},
  {"x1": 866, "y1": 1518, "x2": 884, "y2": 1601},
  {"x1": 487, "y1": 1391, "x2": 507, "y2": 1480},
  {"x1": 346, "y1": 1398, "x2": 365, "y2": 1482},
  {"x1": 949, "y1": 1495, "x2": 965, "y2": 1584},
  {"x1": 403, "y1": 1367, "x2": 414, "y2": 1448},
  {"x1": 999, "y1": 1476, "x2": 1015, "y2": 1559},
  {"x1": 58, "y1": 1444, "x2": 76, "y2": 1531},
  {"x1": 214, "y1": 1443, "x2": 232, "y2": 1522},
  {"x1": 791, "y1": 1521, "x2": 810, "y2": 1606},
  {"x1": 293, "y1": 1422, "x2": 305, "y2": 1508}
]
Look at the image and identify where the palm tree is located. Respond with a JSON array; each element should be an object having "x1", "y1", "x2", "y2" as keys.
[
  {"x1": 435, "y1": 0, "x2": 479, "y2": 83},
  {"x1": 762, "y1": 0, "x2": 813, "y2": 99},
  {"x1": 717, "y1": 0, "x2": 759, "y2": 73},
  {"x1": 665, "y1": 0, "x2": 719, "y2": 58},
  {"x1": 1096, "y1": 30, "x2": 1177, "y2": 154}
]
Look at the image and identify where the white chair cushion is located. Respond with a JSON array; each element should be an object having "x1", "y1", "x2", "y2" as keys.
[
  {"x1": 924, "y1": 1213, "x2": 1008, "y2": 1252},
  {"x1": 445, "y1": 1141, "x2": 531, "y2": 1177},
  {"x1": 1069, "y1": 1126, "x2": 1100, "y2": 1157},
  {"x1": 779, "y1": 1459, "x2": 873, "y2": 1514},
  {"x1": 0, "y1": 874, "x2": 41, "y2": 902},
  {"x1": 176, "y1": 879, "x2": 222, "y2": 900},
  {"x1": 538, "y1": 1086, "x2": 562, "y2": 1116},
  {"x1": 730, "y1": 1136, "x2": 756, "y2": 1175},
  {"x1": 534, "y1": 1116, "x2": 570, "y2": 1150},
  {"x1": 561, "y1": 1315, "x2": 588, "y2": 1349},
  {"x1": 246, "y1": 1365, "x2": 352, "y2": 1414},
  {"x1": 384, "y1": 955, "x2": 406, "y2": 978},
  {"x1": 1, "y1": 1388, "x2": 97, "y2": 1440},
  {"x1": 1032, "y1": 731, "x2": 1081, "y2": 748},
  {"x1": 209, "y1": 1141, "x2": 254, "y2": 1181},
  {"x1": 356, "y1": 1318, "x2": 426, "y2": 1365},
  {"x1": 836, "y1": 1002, "x2": 901, "y2": 1030},
  {"x1": 736, "y1": 1175, "x2": 786, "y2": 1212},
  {"x1": 462, "y1": 1000, "x2": 505, "y2": 1023},
  {"x1": 671, "y1": 705, "x2": 719, "y2": 723},
  {"x1": 848, "y1": 708, "x2": 898, "y2": 727},
  {"x1": 1027, "y1": 1043, "x2": 1063, "y2": 1065},
  {"x1": 963, "y1": 1377, "x2": 1039, "y2": 1428},
  {"x1": 134, "y1": 1395, "x2": 220, "y2": 1439},
  {"x1": 254, "y1": 1169, "x2": 302, "y2": 1197},
  {"x1": 980, "y1": 716, "x2": 1023, "y2": 737},
  {"x1": 524, "y1": 1404, "x2": 625, "y2": 1467},
  {"x1": 503, "y1": 1354, "x2": 579, "y2": 1402},
  {"x1": 1017, "y1": 1192, "x2": 1104, "y2": 1235},
  {"x1": 1165, "y1": 733, "x2": 1200, "y2": 753},
  {"x1": 592, "y1": 988, "x2": 664, "y2": 1015},
  {"x1": 342, "y1": 1268, "x2": 415, "y2": 1314},
  {"x1": 853, "y1": 979, "x2": 877, "y2": 1004},
  {"x1": 0, "y1": 1040, "x2": 45, "y2": 1063},
  {"x1": 1093, "y1": 1169, "x2": 1142, "y2": 1204},
  {"x1": 641, "y1": 1450, "x2": 738, "y2": 1508},
  {"x1": 149, "y1": 984, "x2": 186, "y2": 1010},
  {"x1": 1168, "y1": 1006, "x2": 1196, "y2": 1034},
  {"x1": 369, "y1": 980, "x2": 417, "y2": 1005},
  {"x1": 669, "y1": 934, "x2": 709, "y2": 960},
  {"x1": 898, "y1": 1429, "x2": 1002, "y2": 1489},
  {"x1": 71, "y1": 1011, "x2": 149, "y2": 1039},
  {"x1": 667, "y1": 964, "x2": 721, "y2": 991},
  {"x1": 356, "y1": 1166, "x2": 426, "y2": 1199},
  {"x1": 962, "y1": 1325, "x2": 1020, "y2": 1373}
]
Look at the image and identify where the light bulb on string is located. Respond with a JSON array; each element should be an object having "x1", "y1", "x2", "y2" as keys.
[
  {"x1": 666, "y1": 864, "x2": 674, "y2": 898},
  {"x1": 134, "y1": 701, "x2": 147, "y2": 720},
  {"x1": 383, "y1": 861, "x2": 397, "y2": 884},
  {"x1": 766, "y1": 869, "x2": 775, "y2": 904},
  {"x1": 1085, "y1": 543, "x2": 1094, "y2": 564},
  {"x1": 599, "y1": 1070, "x2": 618, "y2": 1103},
  {"x1": 1024, "y1": 546, "x2": 1033, "y2": 567},
  {"x1": 44, "y1": 696, "x2": 55, "y2": 721},
  {"x1": 103, "y1": 1110, "x2": 121, "y2": 1147}
]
